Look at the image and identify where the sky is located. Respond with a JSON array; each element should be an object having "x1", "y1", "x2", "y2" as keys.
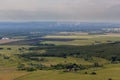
[{"x1": 0, "y1": 0, "x2": 120, "y2": 22}]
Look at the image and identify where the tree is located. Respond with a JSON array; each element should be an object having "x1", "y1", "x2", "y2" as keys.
[
  {"x1": 26, "y1": 67, "x2": 36, "y2": 72},
  {"x1": 17, "y1": 63, "x2": 25, "y2": 70},
  {"x1": 111, "y1": 56, "x2": 117, "y2": 62}
]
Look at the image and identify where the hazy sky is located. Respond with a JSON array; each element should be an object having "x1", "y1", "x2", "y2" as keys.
[{"x1": 0, "y1": 0, "x2": 120, "y2": 22}]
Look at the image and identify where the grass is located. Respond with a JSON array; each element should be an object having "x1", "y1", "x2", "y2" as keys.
[
  {"x1": 0, "y1": 32, "x2": 120, "y2": 80},
  {"x1": 0, "y1": 67, "x2": 28, "y2": 80},
  {"x1": 0, "y1": 45, "x2": 109, "y2": 67},
  {"x1": 44, "y1": 35, "x2": 95, "y2": 39},
  {"x1": 42, "y1": 40, "x2": 94, "y2": 46},
  {"x1": 39, "y1": 57, "x2": 92, "y2": 66},
  {"x1": 0, "y1": 45, "x2": 33, "y2": 67},
  {"x1": 43, "y1": 33, "x2": 120, "y2": 46},
  {"x1": 42, "y1": 36, "x2": 120, "y2": 46},
  {"x1": 38, "y1": 57, "x2": 109, "y2": 66},
  {"x1": 16, "y1": 64, "x2": 120, "y2": 80},
  {"x1": 0, "y1": 45, "x2": 33, "y2": 80},
  {"x1": 0, "y1": 46, "x2": 109, "y2": 80}
]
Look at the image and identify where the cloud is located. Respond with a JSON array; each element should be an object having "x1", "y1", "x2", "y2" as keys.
[{"x1": 0, "y1": 0, "x2": 120, "y2": 22}]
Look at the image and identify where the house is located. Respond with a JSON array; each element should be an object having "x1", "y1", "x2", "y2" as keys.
[{"x1": 1, "y1": 37, "x2": 9, "y2": 40}]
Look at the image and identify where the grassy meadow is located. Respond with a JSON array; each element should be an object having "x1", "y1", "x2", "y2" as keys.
[
  {"x1": 0, "y1": 32, "x2": 120, "y2": 80},
  {"x1": 43, "y1": 33, "x2": 120, "y2": 46},
  {"x1": 16, "y1": 64, "x2": 120, "y2": 80}
]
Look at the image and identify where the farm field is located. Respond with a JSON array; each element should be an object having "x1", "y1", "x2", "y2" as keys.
[
  {"x1": 42, "y1": 33, "x2": 120, "y2": 45},
  {"x1": 42, "y1": 37, "x2": 120, "y2": 45},
  {"x1": 0, "y1": 39, "x2": 21, "y2": 44}
]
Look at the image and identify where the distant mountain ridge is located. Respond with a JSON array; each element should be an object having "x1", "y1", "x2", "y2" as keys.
[{"x1": 0, "y1": 22, "x2": 120, "y2": 33}]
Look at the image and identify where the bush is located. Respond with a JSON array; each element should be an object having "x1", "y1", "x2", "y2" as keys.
[
  {"x1": 17, "y1": 63, "x2": 25, "y2": 70},
  {"x1": 29, "y1": 57, "x2": 46, "y2": 61},
  {"x1": 0, "y1": 48, "x2": 4, "y2": 50},
  {"x1": 108, "y1": 78, "x2": 112, "y2": 80},
  {"x1": 7, "y1": 48, "x2": 12, "y2": 50},
  {"x1": 85, "y1": 72, "x2": 88, "y2": 74},
  {"x1": 51, "y1": 63, "x2": 86, "y2": 71},
  {"x1": 93, "y1": 62, "x2": 103, "y2": 67},
  {"x1": 3, "y1": 55, "x2": 10, "y2": 59},
  {"x1": 28, "y1": 63, "x2": 47, "y2": 70},
  {"x1": 91, "y1": 72, "x2": 97, "y2": 75},
  {"x1": 26, "y1": 67, "x2": 37, "y2": 72}
]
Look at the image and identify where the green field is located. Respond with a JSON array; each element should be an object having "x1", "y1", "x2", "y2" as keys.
[
  {"x1": 43, "y1": 34, "x2": 120, "y2": 46},
  {"x1": 0, "y1": 46, "x2": 29, "y2": 80},
  {"x1": 16, "y1": 64, "x2": 120, "y2": 80},
  {"x1": 0, "y1": 33, "x2": 120, "y2": 80},
  {"x1": 0, "y1": 45, "x2": 111, "y2": 80},
  {"x1": 0, "y1": 46, "x2": 30, "y2": 67}
]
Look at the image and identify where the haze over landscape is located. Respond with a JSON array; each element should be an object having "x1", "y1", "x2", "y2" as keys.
[{"x1": 0, "y1": 0, "x2": 120, "y2": 22}]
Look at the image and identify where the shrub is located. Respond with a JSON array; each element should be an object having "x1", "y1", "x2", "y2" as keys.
[
  {"x1": 17, "y1": 63, "x2": 25, "y2": 70},
  {"x1": 3, "y1": 55, "x2": 10, "y2": 59},
  {"x1": 26, "y1": 67, "x2": 37, "y2": 72},
  {"x1": 51, "y1": 63, "x2": 86, "y2": 71},
  {"x1": 91, "y1": 72, "x2": 97, "y2": 75},
  {"x1": 28, "y1": 63, "x2": 47, "y2": 70},
  {"x1": 108, "y1": 78, "x2": 112, "y2": 80},
  {"x1": 93, "y1": 62, "x2": 103, "y2": 67},
  {"x1": 7, "y1": 48, "x2": 12, "y2": 50},
  {"x1": 85, "y1": 72, "x2": 88, "y2": 74},
  {"x1": 0, "y1": 48, "x2": 4, "y2": 50}
]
